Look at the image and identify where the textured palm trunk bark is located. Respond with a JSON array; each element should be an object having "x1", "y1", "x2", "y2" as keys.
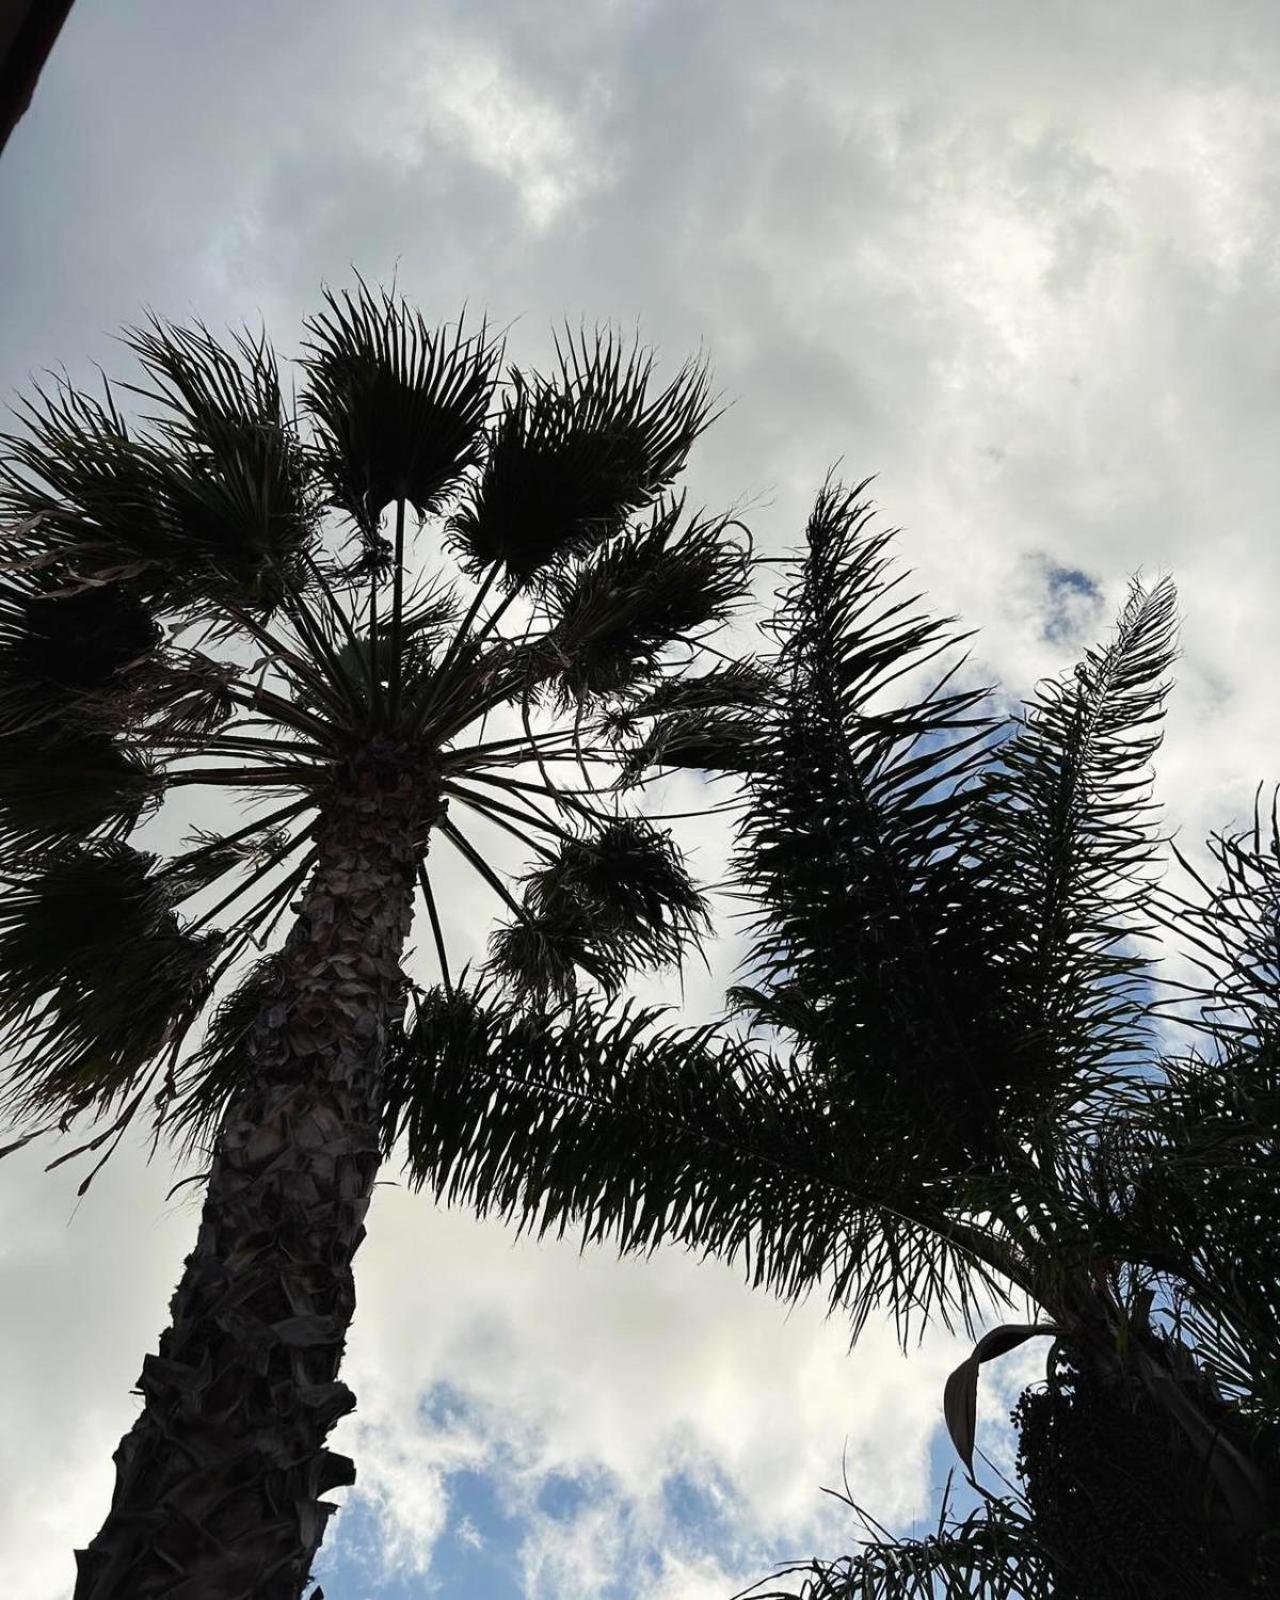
[{"x1": 73, "y1": 749, "x2": 439, "y2": 1600}]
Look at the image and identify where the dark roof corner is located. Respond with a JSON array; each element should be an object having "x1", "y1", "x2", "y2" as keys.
[{"x1": 0, "y1": 0, "x2": 76, "y2": 157}]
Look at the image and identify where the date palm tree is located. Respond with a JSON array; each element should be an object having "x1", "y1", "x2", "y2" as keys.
[
  {"x1": 0, "y1": 282, "x2": 750, "y2": 1599},
  {"x1": 390, "y1": 482, "x2": 1279, "y2": 1595}
]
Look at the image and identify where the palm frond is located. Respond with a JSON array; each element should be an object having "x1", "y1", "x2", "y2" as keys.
[
  {"x1": 1104, "y1": 809, "x2": 1280, "y2": 1417},
  {"x1": 969, "y1": 574, "x2": 1177, "y2": 1115},
  {"x1": 0, "y1": 569, "x2": 161, "y2": 738},
  {"x1": 536, "y1": 496, "x2": 750, "y2": 705},
  {"x1": 122, "y1": 317, "x2": 320, "y2": 614},
  {"x1": 752, "y1": 1491, "x2": 1056, "y2": 1600},
  {"x1": 156, "y1": 950, "x2": 284, "y2": 1164},
  {"x1": 0, "y1": 379, "x2": 171, "y2": 592},
  {"x1": 448, "y1": 328, "x2": 714, "y2": 583},
  {"x1": 485, "y1": 816, "x2": 707, "y2": 999},
  {"x1": 0, "y1": 732, "x2": 163, "y2": 853},
  {"x1": 300, "y1": 280, "x2": 500, "y2": 536},
  {"x1": 1, "y1": 321, "x2": 319, "y2": 615},
  {"x1": 0, "y1": 843, "x2": 221, "y2": 1131},
  {"x1": 733, "y1": 480, "x2": 1008, "y2": 1169},
  {"x1": 382, "y1": 984, "x2": 1006, "y2": 1339}
]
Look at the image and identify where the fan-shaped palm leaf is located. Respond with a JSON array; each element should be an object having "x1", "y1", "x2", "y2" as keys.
[
  {"x1": 448, "y1": 327, "x2": 714, "y2": 583},
  {"x1": 300, "y1": 280, "x2": 500, "y2": 536}
]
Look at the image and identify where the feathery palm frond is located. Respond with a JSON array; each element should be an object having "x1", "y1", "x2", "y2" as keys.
[
  {"x1": 732, "y1": 480, "x2": 1009, "y2": 1167},
  {"x1": 753, "y1": 1490, "x2": 1057, "y2": 1600},
  {"x1": 448, "y1": 328, "x2": 714, "y2": 583},
  {"x1": 300, "y1": 281, "x2": 501, "y2": 536},
  {"x1": 486, "y1": 816, "x2": 708, "y2": 999},
  {"x1": 383, "y1": 983, "x2": 1007, "y2": 1339},
  {"x1": 970, "y1": 574, "x2": 1178, "y2": 1122}
]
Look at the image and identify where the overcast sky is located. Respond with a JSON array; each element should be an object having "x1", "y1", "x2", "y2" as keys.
[{"x1": 4, "y1": 2, "x2": 1280, "y2": 1596}]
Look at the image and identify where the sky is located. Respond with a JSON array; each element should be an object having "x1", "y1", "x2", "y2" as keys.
[{"x1": 3, "y1": 1, "x2": 1280, "y2": 1596}]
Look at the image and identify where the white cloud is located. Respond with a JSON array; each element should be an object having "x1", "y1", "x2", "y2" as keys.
[{"x1": 6, "y1": 0, "x2": 1280, "y2": 1595}]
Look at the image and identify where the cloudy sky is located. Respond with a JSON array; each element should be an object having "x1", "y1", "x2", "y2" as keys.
[{"x1": 4, "y1": 1, "x2": 1280, "y2": 1596}]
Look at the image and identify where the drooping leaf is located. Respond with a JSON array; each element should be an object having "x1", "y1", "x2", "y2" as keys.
[
  {"x1": 943, "y1": 1322, "x2": 1059, "y2": 1475},
  {"x1": 485, "y1": 816, "x2": 707, "y2": 999},
  {"x1": 0, "y1": 843, "x2": 221, "y2": 1130}
]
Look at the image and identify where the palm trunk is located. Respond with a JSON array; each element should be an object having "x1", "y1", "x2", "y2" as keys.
[{"x1": 73, "y1": 748, "x2": 440, "y2": 1600}]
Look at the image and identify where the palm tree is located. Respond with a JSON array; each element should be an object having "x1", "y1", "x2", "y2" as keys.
[
  {"x1": 0, "y1": 282, "x2": 751, "y2": 1599},
  {"x1": 386, "y1": 482, "x2": 1279, "y2": 1595}
]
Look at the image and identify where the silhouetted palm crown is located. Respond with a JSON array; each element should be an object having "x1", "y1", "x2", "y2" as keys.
[{"x1": 0, "y1": 284, "x2": 747, "y2": 1177}]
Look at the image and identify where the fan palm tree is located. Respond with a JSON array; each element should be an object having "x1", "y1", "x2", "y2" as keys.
[
  {"x1": 0, "y1": 282, "x2": 751, "y2": 1599},
  {"x1": 386, "y1": 482, "x2": 1279, "y2": 1595}
]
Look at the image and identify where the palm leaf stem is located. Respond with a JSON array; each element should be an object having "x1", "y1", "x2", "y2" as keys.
[
  {"x1": 223, "y1": 679, "x2": 341, "y2": 747},
  {"x1": 439, "y1": 777, "x2": 569, "y2": 842},
  {"x1": 277, "y1": 581, "x2": 370, "y2": 730},
  {"x1": 213, "y1": 600, "x2": 354, "y2": 729},
  {"x1": 165, "y1": 766, "x2": 319, "y2": 789},
  {"x1": 298, "y1": 547, "x2": 379, "y2": 705},
  {"x1": 388, "y1": 497, "x2": 407, "y2": 725},
  {"x1": 150, "y1": 799, "x2": 313, "y2": 885},
  {"x1": 404, "y1": 565, "x2": 502, "y2": 742},
  {"x1": 436, "y1": 817, "x2": 531, "y2": 922},
  {"x1": 182, "y1": 827, "x2": 313, "y2": 935},
  {"x1": 439, "y1": 783, "x2": 558, "y2": 863},
  {"x1": 417, "y1": 865, "x2": 452, "y2": 996}
]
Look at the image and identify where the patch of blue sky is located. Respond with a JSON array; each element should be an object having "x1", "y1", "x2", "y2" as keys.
[{"x1": 1040, "y1": 561, "x2": 1103, "y2": 645}]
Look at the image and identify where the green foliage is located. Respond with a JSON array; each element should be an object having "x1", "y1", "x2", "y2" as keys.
[
  {"x1": 751, "y1": 1489, "x2": 1057, "y2": 1600},
  {"x1": 538, "y1": 496, "x2": 749, "y2": 704}
]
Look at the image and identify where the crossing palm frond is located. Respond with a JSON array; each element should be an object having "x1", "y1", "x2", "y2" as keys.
[
  {"x1": 300, "y1": 281, "x2": 501, "y2": 537},
  {"x1": 383, "y1": 984, "x2": 1007, "y2": 1340},
  {"x1": 448, "y1": 329, "x2": 714, "y2": 583},
  {"x1": 606, "y1": 659, "x2": 776, "y2": 782}
]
